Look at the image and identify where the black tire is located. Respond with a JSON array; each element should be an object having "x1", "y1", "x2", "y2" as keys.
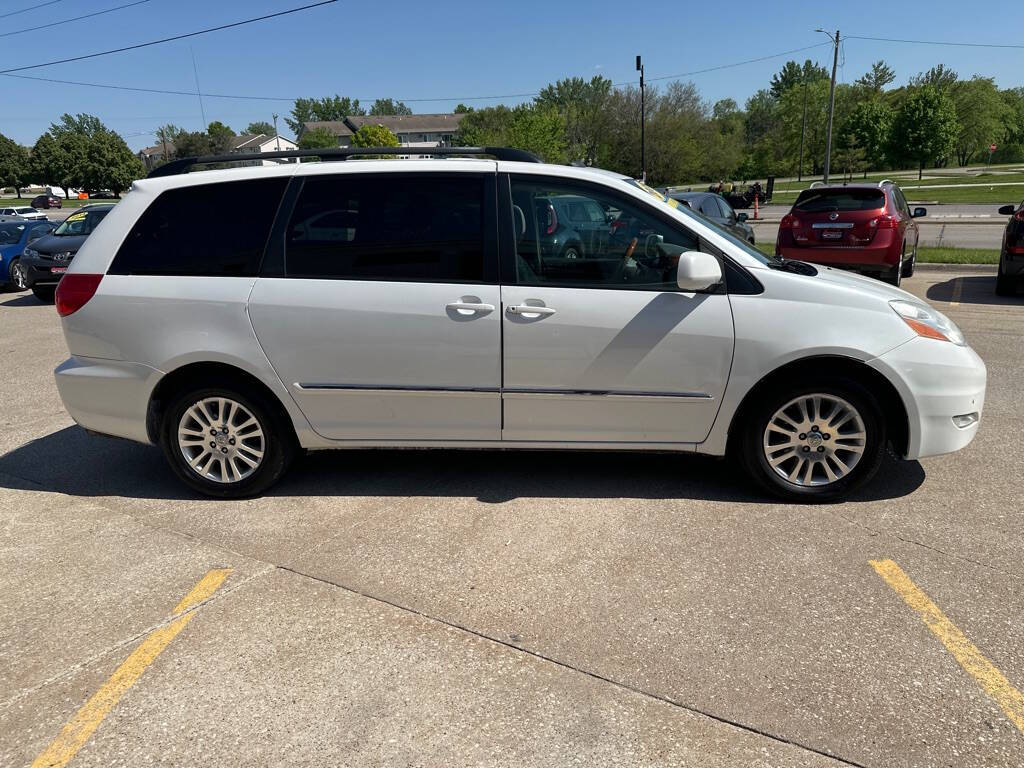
[
  {"x1": 6, "y1": 259, "x2": 27, "y2": 292},
  {"x1": 882, "y1": 248, "x2": 904, "y2": 286},
  {"x1": 31, "y1": 285, "x2": 55, "y2": 303},
  {"x1": 901, "y1": 248, "x2": 916, "y2": 278},
  {"x1": 995, "y1": 266, "x2": 1015, "y2": 296},
  {"x1": 562, "y1": 243, "x2": 582, "y2": 260},
  {"x1": 736, "y1": 376, "x2": 886, "y2": 503},
  {"x1": 160, "y1": 382, "x2": 296, "y2": 498}
]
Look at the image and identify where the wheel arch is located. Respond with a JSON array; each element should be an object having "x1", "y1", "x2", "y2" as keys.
[{"x1": 725, "y1": 355, "x2": 910, "y2": 457}]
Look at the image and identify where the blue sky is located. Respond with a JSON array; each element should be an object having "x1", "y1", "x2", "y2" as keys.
[{"x1": 1, "y1": 0, "x2": 1021, "y2": 151}]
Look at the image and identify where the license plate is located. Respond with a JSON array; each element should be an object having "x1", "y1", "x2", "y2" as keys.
[
  {"x1": 50, "y1": 267, "x2": 67, "y2": 274},
  {"x1": 821, "y1": 230, "x2": 843, "y2": 240}
]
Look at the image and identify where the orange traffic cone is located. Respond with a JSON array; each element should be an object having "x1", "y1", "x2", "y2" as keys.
[{"x1": 754, "y1": 194, "x2": 759, "y2": 220}]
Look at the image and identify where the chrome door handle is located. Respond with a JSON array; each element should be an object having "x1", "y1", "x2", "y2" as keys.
[
  {"x1": 446, "y1": 301, "x2": 495, "y2": 315},
  {"x1": 507, "y1": 304, "x2": 556, "y2": 316}
]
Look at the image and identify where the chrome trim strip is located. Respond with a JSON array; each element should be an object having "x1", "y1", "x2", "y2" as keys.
[
  {"x1": 295, "y1": 383, "x2": 711, "y2": 400},
  {"x1": 503, "y1": 388, "x2": 712, "y2": 400},
  {"x1": 295, "y1": 383, "x2": 499, "y2": 394},
  {"x1": 811, "y1": 222, "x2": 854, "y2": 229}
]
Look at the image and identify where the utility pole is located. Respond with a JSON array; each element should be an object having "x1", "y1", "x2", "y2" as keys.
[
  {"x1": 818, "y1": 28, "x2": 840, "y2": 184},
  {"x1": 636, "y1": 54, "x2": 645, "y2": 182},
  {"x1": 798, "y1": 73, "x2": 808, "y2": 182},
  {"x1": 272, "y1": 113, "x2": 281, "y2": 151}
]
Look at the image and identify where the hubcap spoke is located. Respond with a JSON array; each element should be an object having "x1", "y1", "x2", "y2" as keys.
[{"x1": 178, "y1": 396, "x2": 265, "y2": 484}]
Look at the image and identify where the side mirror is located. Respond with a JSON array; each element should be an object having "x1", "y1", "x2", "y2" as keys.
[
  {"x1": 676, "y1": 251, "x2": 722, "y2": 292},
  {"x1": 736, "y1": 212, "x2": 748, "y2": 223},
  {"x1": 912, "y1": 207, "x2": 927, "y2": 218},
  {"x1": 998, "y1": 204, "x2": 1016, "y2": 216}
]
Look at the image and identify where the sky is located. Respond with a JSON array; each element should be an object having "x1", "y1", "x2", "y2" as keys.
[{"x1": 1, "y1": 0, "x2": 1022, "y2": 152}]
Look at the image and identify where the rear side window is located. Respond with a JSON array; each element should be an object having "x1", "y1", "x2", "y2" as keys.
[
  {"x1": 110, "y1": 178, "x2": 287, "y2": 276},
  {"x1": 793, "y1": 188, "x2": 885, "y2": 212},
  {"x1": 284, "y1": 174, "x2": 485, "y2": 282}
]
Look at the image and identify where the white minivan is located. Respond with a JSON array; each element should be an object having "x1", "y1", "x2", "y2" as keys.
[{"x1": 53, "y1": 147, "x2": 986, "y2": 501}]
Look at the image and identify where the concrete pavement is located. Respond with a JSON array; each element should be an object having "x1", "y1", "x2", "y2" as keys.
[{"x1": 1, "y1": 269, "x2": 1023, "y2": 767}]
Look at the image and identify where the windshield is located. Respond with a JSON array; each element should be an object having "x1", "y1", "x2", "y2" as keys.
[
  {"x1": 0, "y1": 223, "x2": 27, "y2": 244},
  {"x1": 54, "y1": 209, "x2": 108, "y2": 236},
  {"x1": 627, "y1": 179, "x2": 774, "y2": 265}
]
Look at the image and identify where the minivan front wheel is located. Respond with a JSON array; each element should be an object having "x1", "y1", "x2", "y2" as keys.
[
  {"x1": 161, "y1": 385, "x2": 294, "y2": 497},
  {"x1": 738, "y1": 378, "x2": 885, "y2": 502}
]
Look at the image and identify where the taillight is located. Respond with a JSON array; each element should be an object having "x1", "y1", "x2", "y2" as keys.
[
  {"x1": 56, "y1": 274, "x2": 103, "y2": 317},
  {"x1": 1014, "y1": 209, "x2": 1024, "y2": 221},
  {"x1": 544, "y1": 204, "x2": 558, "y2": 235},
  {"x1": 869, "y1": 214, "x2": 898, "y2": 229},
  {"x1": 780, "y1": 213, "x2": 799, "y2": 229}
]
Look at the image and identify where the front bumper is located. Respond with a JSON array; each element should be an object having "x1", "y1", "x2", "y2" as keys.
[
  {"x1": 22, "y1": 257, "x2": 71, "y2": 287},
  {"x1": 55, "y1": 356, "x2": 162, "y2": 444},
  {"x1": 869, "y1": 337, "x2": 986, "y2": 460}
]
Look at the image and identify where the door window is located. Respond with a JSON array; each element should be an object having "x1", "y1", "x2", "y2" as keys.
[
  {"x1": 285, "y1": 174, "x2": 486, "y2": 282},
  {"x1": 510, "y1": 178, "x2": 702, "y2": 290},
  {"x1": 699, "y1": 197, "x2": 721, "y2": 218},
  {"x1": 715, "y1": 197, "x2": 735, "y2": 220}
]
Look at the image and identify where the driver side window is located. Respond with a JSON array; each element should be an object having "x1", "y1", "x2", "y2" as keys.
[{"x1": 509, "y1": 178, "x2": 701, "y2": 290}]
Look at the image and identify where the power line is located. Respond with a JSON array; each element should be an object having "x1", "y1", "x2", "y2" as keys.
[
  {"x1": 846, "y1": 34, "x2": 1024, "y2": 49},
  {"x1": 0, "y1": 0, "x2": 338, "y2": 75},
  {"x1": 0, "y1": 0, "x2": 67, "y2": 20},
  {"x1": 0, "y1": 0, "x2": 153, "y2": 40},
  {"x1": 642, "y1": 41, "x2": 833, "y2": 83}
]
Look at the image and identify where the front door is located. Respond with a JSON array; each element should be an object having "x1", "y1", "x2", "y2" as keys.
[
  {"x1": 249, "y1": 170, "x2": 502, "y2": 441},
  {"x1": 501, "y1": 175, "x2": 735, "y2": 444}
]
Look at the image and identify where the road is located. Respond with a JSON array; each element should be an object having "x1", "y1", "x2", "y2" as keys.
[{"x1": 1, "y1": 270, "x2": 1023, "y2": 767}]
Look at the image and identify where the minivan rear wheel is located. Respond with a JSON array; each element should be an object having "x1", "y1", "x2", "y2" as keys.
[
  {"x1": 737, "y1": 377, "x2": 886, "y2": 502},
  {"x1": 160, "y1": 384, "x2": 295, "y2": 498}
]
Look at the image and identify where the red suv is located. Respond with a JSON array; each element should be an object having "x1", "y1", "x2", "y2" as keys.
[{"x1": 776, "y1": 182, "x2": 925, "y2": 286}]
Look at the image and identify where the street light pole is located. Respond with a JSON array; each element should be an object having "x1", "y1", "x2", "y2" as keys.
[
  {"x1": 272, "y1": 113, "x2": 281, "y2": 151},
  {"x1": 636, "y1": 54, "x2": 645, "y2": 182},
  {"x1": 818, "y1": 28, "x2": 840, "y2": 184}
]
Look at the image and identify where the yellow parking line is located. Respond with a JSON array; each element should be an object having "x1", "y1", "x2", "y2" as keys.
[
  {"x1": 32, "y1": 568, "x2": 232, "y2": 768},
  {"x1": 950, "y1": 277, "x2": 963, "y2": 306},
  {"x1": 870, "y1": 559, "x2": 1024, "y2": 733}
]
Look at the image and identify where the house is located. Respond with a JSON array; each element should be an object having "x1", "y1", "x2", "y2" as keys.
[
  {"x1": 138, "y1": 133, "x2": 298, "y2": 170},
  {"x1": 300, "y1": 113, "x2": 466, "y2": 150}
]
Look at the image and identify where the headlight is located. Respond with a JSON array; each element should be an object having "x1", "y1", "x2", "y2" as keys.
[
  {"x1": 23, "y1": 248, "x2": 38, "y2": 259},
  {"x1": 890, "y1": 299, "x2": 965, "y2": 345}
]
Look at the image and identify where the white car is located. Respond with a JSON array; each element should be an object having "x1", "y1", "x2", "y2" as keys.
[
  {"x1": 0, "y1": 206, "x2": 48, "y2": 221},
  {"x1": 52, "y1": 147, "x2": 986, "y2": 501}
]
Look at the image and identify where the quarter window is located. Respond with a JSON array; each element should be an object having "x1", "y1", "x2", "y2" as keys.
[
  {"x1": 110, "y1": 178, "x2": 287, "y2": 276},
  {"x1": 510, "y1": 178, "x2": 702, "y2": 290},
  {"x1": 284, "y1": 174, "x2": 486, "y2": 282}
]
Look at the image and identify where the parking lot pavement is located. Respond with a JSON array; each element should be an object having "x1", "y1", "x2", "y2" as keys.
[{"x1": 1, "y1": 268, "x2": 1023, "y2": 767}]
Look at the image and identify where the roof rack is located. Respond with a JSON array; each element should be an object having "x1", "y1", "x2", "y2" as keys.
[
  {"x1": 877, "y1": 179, "x2": 894, "y2": 187},
  {"x1": 147, "y1": 145, "x2": 542, "y2": 178}
]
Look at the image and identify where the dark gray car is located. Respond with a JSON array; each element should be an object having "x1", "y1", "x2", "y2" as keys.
[
  {"x1": 669, "y1": 192, "x2": 755, "y2": 244},
  {"x1": 20, "y1": 205, "x2": 114, "y2": 301}
]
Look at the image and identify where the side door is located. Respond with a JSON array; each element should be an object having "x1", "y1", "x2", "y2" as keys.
[
  {"x1": 500, "y1": 174, "x2": 735, "y2": 444},
  {"x1": 248, "y1": 170, "x2": 502, "y2": 441}
]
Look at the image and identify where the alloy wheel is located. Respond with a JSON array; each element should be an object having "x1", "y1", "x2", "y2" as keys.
[
  {"x1": 11, "y1": 261, "x2": 27, "y2": 290},
  {"x1": 762, "y1": 393, "x2": 867, "y2": 487},
  {"x1": 177, "y1": 396, "x2": 265, "y2": 484}
]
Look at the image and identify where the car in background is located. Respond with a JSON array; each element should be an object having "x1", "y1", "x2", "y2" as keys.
[
  {"x1": 0, "y1": 220, "x2": 56, "y2": 292},
  {"x1": 20, "y1": 204, "x2": 114, "y2": 302},
  {"x1": 996, "y1": 200, "x2": 1024, "y2": 296},
  {"x1": 775, "y1": 182, "x2": 925, "y2": 286},
  {"x1": 670, "y1": 191, "x2": 756, "y2": 244},
  {"x1": 31, "y1": 194, "x2": 62, "y2": 209},
  {"x1": 0, "y1": 205, "x2": 48, "y2": 221},
  {"x1": 88, "y1": 190, "x2": 118, "y2": 199},
  {"x1": 531, "y1": 193, "x2": 612, "y2": 262}
]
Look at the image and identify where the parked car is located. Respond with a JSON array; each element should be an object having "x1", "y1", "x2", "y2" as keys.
[
  {"x1": 88, "y1": 190, "x2": 118, "y2": 199},
  {"x1": 775, "y1": 182, "x2": 925, "y2": 286},
  {"x1": 996, "y1": 200, "x2": 1024, "y2": 296},
  {"x1": 31, "y1": 194, "x2": 62, "y2": 209},
  {"x1": 52, "y1": 148, "x2": 985, "y2": 502},
  {"x1": 20, "y1": 204, "x2": 114, "y2": 302},
  {"x1": 0, "y1": 205, "x2": 48, "y2": 221},
  {"x1": 670, "y1": 192, "x2": 755, "y2": 243},
  {"x1": 0, "y1": 220, "x2": 56, "y2": 291}
]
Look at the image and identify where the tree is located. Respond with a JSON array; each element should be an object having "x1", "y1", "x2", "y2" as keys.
[
  {"x1": 287, "y1": 95, "x2": 365, "y2": 134},
  {"x1": 154, "y1": 124, "x2": 184, "y2": 164},
  {"x1": 453, "y1": 103, "x2": 473, "y2": 113},
  {"x1": 350, "y1": 123, "x2": 401, "y2": 148},
  {"x1": 842, "y1": 100, "x2": 895, "y2": 174},
  {"x1": 80, "y1": 130, "x2": 143, "y2": 194},
  {"x1": 296, "y1": 127, "x2": 337, "y2": 150},
  {"x1": 534, "y1": 76, "x2": 612, "y2": 165},
  {"x1": 172, "y1": 131, "x2": 214, "y2": 158},
  {"x1": 770, "y1": 59, "x2": 828, "y2": 98},
  {"x1": 33, "y1": 114, "x2": 142, "y2": 195},
  {"x1": 778, "y1": 78, "x2": 831, "y2": 175},
  {"x1": 245, "y1": 121, "x2": 275, "y2": 136},
  {"x1": 0, "y1": 134, "x2": 31, "y2": 198},
  {"x1": 457, "y1": 104, "x2": 567, "y2": 164},
  {"x1": 206, "y1": 121, "x2": 236, "y2": 154},
  {"x1": 951, "y1": 77, "x2": 1008, "y2": 166},
  {"x1": 910, "y1": 64, "x2": 958, "y2": 91},
  {"x1": 369, "y1": 98, "x2": 412, "y2": 116},
  {"x1": 891, "y1": 85, "x2": 958, "y2": 178},
  {"x1": 855, "y1": 61, "x2": 896, "y2": 93}
]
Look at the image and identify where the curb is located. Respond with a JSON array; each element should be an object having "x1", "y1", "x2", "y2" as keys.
[{"x1": 915, "y1": 263, "x2": 997, "y2": 273}]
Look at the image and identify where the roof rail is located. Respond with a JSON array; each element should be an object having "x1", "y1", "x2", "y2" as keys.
[
  {"x1": 147, "y1": 146, "x2": 542, "y2": 178},
  {"x1": 877, "y1": 179, "x2": 894, "y2": 187}
]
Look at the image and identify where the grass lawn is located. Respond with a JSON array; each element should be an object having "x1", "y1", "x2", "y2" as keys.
[
  {"x1": 769, "y1": 184, "x2": 1024, "y2": 206},
  {"x1": 0, "y1": 197, "x2": 119, "y2": 209},
  {"x1": 754, "y1": 242, "x2": 998, "y2": 265}
]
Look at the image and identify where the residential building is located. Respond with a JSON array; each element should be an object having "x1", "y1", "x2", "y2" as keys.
[
  {"x1": 138, "y1": 133, "x2": 298, "y2": 170},
  {"x1": 300, "y1": 113, "x2": 466, "y2": 150}
]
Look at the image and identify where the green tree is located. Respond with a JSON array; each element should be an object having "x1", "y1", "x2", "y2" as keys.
[
  {"x1": 855, "y1": 61, "x2": 896, "y2": 93},
  {"x1": 770, "y1": 59, "x2": 828, "y2": 98},
  {"x1": 296, "y1": 127, "x2": 337, "y2": 150},
  {"x1": 206, "y1": 121, "x2": 236, "y2": 154},
  {"x1": 534, "y1": 75, "x2": 612, "y2": 165},
  {"x1": 458, "y1": 104, "x2": 567, "y2": 164},
  {"x1": 369, "y1": 98, "x2": 412, "y2": 116},
  {"x1": 842, "y1": 100, "x2": 895, "y2": 174},
  {"x1": 172, "y1": 131, "x2": 214, "y2": 158},
  {"x1": 910, "y1": 64, "x2": 958, "y2": 91},
  {"x1": 0, "y1": 134, "x2": 31, "y2": 198},
  {"x1": 29, "y1": 134, "x2": 73, "y2": 197},
  {"x1": 453, "y1": 103, "x2": 473, "y2": 113},
  {"x1": 998, "y1": 88, "x2": 1024, "y2": 162},
  {"x1": 287, "y1": 95, "x2": 365, "y2": 134},
  {"x1": 778, "y1": 78, "x2": 831, "y2": 175},
  {"x1": 154, "y1": 124, "x2": 184, "y2": 165},
  {"x1": 245, "y1": 121, "x2": 275, "y2": 136},
  {"x1": 81, "y1": 130, "x2": 143, "y2": 194},
  {"x1": 951, "y1": 77, "x2": 1008, "y2": 166},
  {"x1": 891, "y1": 85, "x2": 958, "y2": 178},
  {"x1": 350, "y1": 123, "x2": 401, "y2": 148}
]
